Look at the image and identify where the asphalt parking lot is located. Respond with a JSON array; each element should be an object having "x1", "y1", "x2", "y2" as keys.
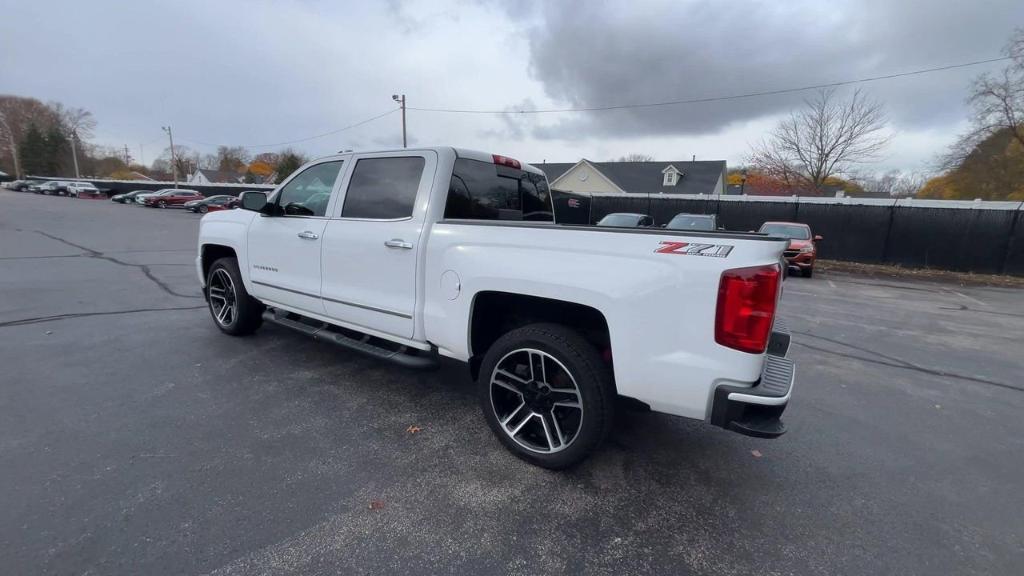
[{"x1": 2, "y1": 190, "x2": 1023, "y2": 575}]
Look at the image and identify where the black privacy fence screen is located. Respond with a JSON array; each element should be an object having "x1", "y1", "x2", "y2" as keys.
[
  {"x1": 553, "y1": 191, "x2": 1024, "y2": 276},
  {"x1": 31, "y1": 178, "x2": 1024, "y2": 275}
]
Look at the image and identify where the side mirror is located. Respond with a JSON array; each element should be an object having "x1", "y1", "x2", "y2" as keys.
[
  {"x1": 814, "y1": 235, "x2": 823, "y2": 242},
  {"x1": 240, "y1": 191, "x2": 268, "y2": 213}
]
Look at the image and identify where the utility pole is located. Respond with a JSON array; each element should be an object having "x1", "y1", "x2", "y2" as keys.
[
  {"x1": 70, "y1": 130, "x2": 81, "y2": 179},
  {"x1": 392, "y1": 94, "x2": 406, "y2": 148},
  {"x1": 0, "y1": 111, "x2": 21, "y2": 179},
  {"x1": 139, "y1": 144, "x2": 145, "y2": 167},
  {"x1": 162, "y1": 125, "x2": 178, "y2": 188},
  {"x1": 123, "y1": 144, "x2": 131, "y2": 166}
]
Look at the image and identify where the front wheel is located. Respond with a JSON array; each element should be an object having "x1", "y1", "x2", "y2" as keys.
[
  {"x1": 802, "y1": 266, "x2": 814, "y2": 278},
  {"x1": 199, "y1": 205, "x2": 209, "y2": 214},
  {"x1": 206, "y1": 257, "x2": 263, "y2": 335},
  {"x1": 478, "y1": 323, "x2": 614, "y2": 469},
  {"x1": 158, "y1": 200, "x2": 167, "y2": 208}
]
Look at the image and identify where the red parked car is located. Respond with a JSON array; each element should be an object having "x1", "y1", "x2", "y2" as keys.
[
  {"x1": 184, "y1": 195, "x2": 240, "y2": 213},
  {"x1": 758, "y1": 221, "x2": 823, "y2": 277},
  {"x1": 144, "y1": 189, "x2": 203, "y2": 208}
]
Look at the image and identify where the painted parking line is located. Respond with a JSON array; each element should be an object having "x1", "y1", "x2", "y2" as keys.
[{"x1": 951, "y1": 290, "x2": 986, "y2": 307}]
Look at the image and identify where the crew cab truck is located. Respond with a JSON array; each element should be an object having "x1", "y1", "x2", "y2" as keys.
[{"x1": 196, "y1": 147, "x2": 795, "y2": 469}]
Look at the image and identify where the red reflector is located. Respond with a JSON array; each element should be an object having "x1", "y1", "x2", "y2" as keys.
[
  {"x1": 715, "y1": 264, "x2": 781, "y2": 354},
  {"x1": 492, "y1": 154, "x2": 522, "y2": 169}
]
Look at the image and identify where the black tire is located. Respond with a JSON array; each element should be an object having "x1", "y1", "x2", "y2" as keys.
[
  {"x1": 206, "y1": 257, "x2": 263, "y2": 336},
  {"x1": 199, "y1": 204, "x2": 209, "y2": 214},
  {"x1": 478, "y1": 323, "x2": 614, "y2": 469},
  {"x1": 802, "y1": 267, "x2": 814, "y2": 278},
  {"x1": 158, "y1": 200, "x2": 167, "y2": 208}
]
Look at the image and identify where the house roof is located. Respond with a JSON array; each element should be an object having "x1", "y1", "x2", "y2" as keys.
[
  {"x1": 195, "y1": 168, "x2": 242, "y2": 184},
  {"x1": 533, "y1": 160, "x2": 726, "y2": 195}
]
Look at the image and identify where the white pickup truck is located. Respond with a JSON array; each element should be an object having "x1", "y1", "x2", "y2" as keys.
[{"x1": 196, "y1": 147, "x2": 795, "y2": 468}]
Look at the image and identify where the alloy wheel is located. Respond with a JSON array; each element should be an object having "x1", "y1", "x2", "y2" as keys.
[
  {"x1": 489, "y1": 348, "x2": 583, "y2": 454},
  {"x1": 208, "y1": 268, "x2": 236, "y2": 327}
]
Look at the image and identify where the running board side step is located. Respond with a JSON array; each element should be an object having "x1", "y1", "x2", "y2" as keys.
[{"x1": 262, "y1": 310, "x2": 439, "y2": 370}]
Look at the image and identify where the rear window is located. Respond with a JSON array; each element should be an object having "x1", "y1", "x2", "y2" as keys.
[
  {"x1": 760, "y1": 223, "x2": 810, "y2": 239},
  {"x1": 667, "y1": 214, "x2": 716, "y2": 231},
  {"x1": 444, "y1": 158, "x2": 553, "y2": 222}
]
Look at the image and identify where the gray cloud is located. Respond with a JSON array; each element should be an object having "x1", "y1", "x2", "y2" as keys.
[{"x1": 515, "y1": 0, "x2": 1024, "y2": 138}]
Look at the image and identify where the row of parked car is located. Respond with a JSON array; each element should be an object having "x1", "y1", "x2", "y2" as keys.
[
  {"x1": 5, "y1": 178, "x2": 101, "y2": 197},
  {"x1": 596, "y1": 211, "x2": 822, "y2": 277},
  {"x1": 4, "y1": 179, "x2": 248, "y2": 214},
  {"x1": 108, "y1": 189, "x2": 242, "y2": 213}
]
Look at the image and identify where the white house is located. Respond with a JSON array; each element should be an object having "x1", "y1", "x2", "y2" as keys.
[{"x1": 534, "y1": 159, "x2": 727, "y2": 195}]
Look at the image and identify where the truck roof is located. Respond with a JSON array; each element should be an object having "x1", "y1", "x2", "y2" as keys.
[{"x1": 326, "y1": 146, "x2": 545, "y2": 177}]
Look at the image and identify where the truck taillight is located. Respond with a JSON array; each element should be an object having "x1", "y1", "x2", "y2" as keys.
[
  {"x1": 715, "y1": 264, "x2": 781, "y2": 354},
  {"x1": 492, "y1": 154, "x2": 522, "y2": 169}
]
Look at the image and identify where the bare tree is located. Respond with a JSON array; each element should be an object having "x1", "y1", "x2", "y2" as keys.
[
  {"x1": 856, "y1": 170, "x2": 926, "y2": 198},
  {"x1": 157, "y1": 145, "x2": 198, "y2": 180},
  {"x1": 51, "y1": 103, "x2": 96, "y2": 139},
  {"x1": 215, "y1": 145, "x2": 250, "y2": 172},
  {"x1": 943, "y1": 29, "x2": 1024, "y2": 168},
  {"x1": 750, "y1": 88, "x2": 890, "y2": 193},
  {"x1": 0, "y1": 95, "x2": 62, "y2": 178},
  {"x1": 613, "y1": 153, "x2": 655, "y2": 162}
]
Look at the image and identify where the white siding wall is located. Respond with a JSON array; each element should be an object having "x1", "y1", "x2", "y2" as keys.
[{"x1": 551, "y1": 163, "x2": 622, "y2": 193}]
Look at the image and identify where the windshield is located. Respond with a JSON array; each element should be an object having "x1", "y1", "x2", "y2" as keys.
[
  {"x1": 597, "y1": 213, "x2": 644, "y2": 227},
  {"x1": 666, "y1": 214, "x2": 716, "y2": 231},
  {"x1": 760, "y1": 223, "x2": 811, "y2": 240}
]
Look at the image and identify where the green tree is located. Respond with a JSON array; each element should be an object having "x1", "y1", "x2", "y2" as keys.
[
  {"x1": 274, "y1": 150, "x2": 306, "y2": 183},
  {"x1": 18, "y1": 124, "x2": 47, "y2": 175},
  {"x1": 43, "y1": 124, "x2": 69, "y2": 175}
]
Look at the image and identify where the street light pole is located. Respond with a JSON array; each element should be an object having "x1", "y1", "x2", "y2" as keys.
[
  {"x1": 392, "y1": 94, "x2": 406, "y2": 148},
  {"x1": 70, "y1": 130, "x2": 81, "y2": 179},
  {"x1": 162, "y1": 125, "x2": 178, "y2": 188}
]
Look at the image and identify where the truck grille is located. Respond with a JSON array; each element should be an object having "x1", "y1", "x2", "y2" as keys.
[{"x1": 783, "y1": 250, "x2": 799, "y2": 258}]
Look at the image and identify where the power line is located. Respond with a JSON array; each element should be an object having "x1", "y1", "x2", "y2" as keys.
[
  {"x1": 408, "y1": 56, "x2": 1013, "y2": 115},
  {"x1": 179, "y1": 108, "x2": 400, "y2": 149}
]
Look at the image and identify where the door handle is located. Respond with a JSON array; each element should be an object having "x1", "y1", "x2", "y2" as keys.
[
  {"x1": 297, "y1": 231, "x2": 319, "y2": 240},
  {"x1": 384, "y1": 239, "x2": 413, "y2": 249}
]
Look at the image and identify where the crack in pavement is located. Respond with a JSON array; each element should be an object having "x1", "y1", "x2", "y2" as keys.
[
  {"x1": 32, "y1": 230, "x2": 201, "y2": 299},
  {"x1": 791, "y1": 330, "x2": 1022, "y2": 393},
  {"x1": 937, "y1": 303, "x2": 1024, "y2": 319},
  {"x1": 0, "y1": 254, "x2": 89, "y2": 261},
  {"x1": 0, "y1": 305, "x2": 207, "y2": 328}
]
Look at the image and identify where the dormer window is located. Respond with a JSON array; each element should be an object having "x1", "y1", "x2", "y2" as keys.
[{"x1": 662, "y1": 165, "x2": 681, "y2": 187}]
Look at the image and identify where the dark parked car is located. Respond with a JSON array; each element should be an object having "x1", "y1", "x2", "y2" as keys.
[
  {"x1": 758, "y1": 221, "x2": 823, "y2": 277},
  {"x1": 111, "y1": 190, "x2": 152, "y2": 204},
  {"x1": 143, "y1": 189, "x2": 202, "y2": 208},
  {"x1": 9, "y1": 179, "x2": 40, "y2": 191},
  {"x1": 184, "y1": 195, "x2": 239, "y2": 213},
  {"x1": 665, "y1": 213, "x2": 718, "y2": 231},
  {"x1": 596, "y1": 212, "x2": 654, "y2": 227},
  {"x1": 38, "y1": 181, "x2": 70, "y2": 195}
]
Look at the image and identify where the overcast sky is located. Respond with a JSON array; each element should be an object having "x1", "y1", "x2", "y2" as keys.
[{"x1": 3, "y1": 0, "x2": 1022, "y2": 173}]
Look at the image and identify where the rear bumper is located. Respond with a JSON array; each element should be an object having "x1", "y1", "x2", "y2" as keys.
[{"x1": 709, "y1": 325, "x2": 794, "y2": 439}]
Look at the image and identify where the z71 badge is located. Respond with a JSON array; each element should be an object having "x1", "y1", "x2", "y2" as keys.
[{"x1": 655, "y1": 241, "x2": 733, "y2": 258}]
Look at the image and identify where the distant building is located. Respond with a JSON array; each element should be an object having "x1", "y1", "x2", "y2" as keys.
[
  {"x1": 534, "y1": 159, "x2": 727, "y2": 196},
  {"x1": 188, "y1": 168, "x2": 243, "y2": 185}
]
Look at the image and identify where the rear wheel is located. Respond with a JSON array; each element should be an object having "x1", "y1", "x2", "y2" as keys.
[
  {"x1": 206, "y1": 257, "x2": 263, "y2": 335},
  {"x1": 478, "y1": 323, "x2": 614, "y2": 469}
]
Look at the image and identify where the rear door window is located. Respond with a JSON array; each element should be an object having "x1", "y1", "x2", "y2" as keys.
[{"x1": 341, "y1": 157, "x2": 425, "y2": 220}]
